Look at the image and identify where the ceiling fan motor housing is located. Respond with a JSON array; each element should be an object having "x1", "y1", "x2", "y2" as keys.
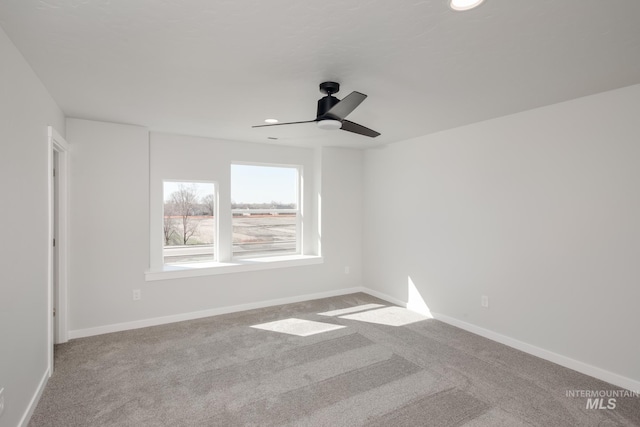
[
  {"x1": 317, "y1": 81, "x2": 341, "y2": 119},
  {"x1": 317, "y1": 95, "x2": 340, "y2": 119}
]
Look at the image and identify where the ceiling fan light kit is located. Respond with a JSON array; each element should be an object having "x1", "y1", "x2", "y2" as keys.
[
  {"x1": 449, "y1": 0, "x2": 485, "y2": 11},
  {"x1": 317, "y1": 119, "x2": 342, "y2": 131},
  {"x1": 252, "y1": 81, "x2": 380, "y2": 138}
]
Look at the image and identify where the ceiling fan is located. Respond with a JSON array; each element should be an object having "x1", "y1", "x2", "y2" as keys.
[{"x1": 252, "y1": 82, "x2": 380, "y2": 138}]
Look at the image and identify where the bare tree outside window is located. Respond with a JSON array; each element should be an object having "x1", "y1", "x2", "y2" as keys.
[
  {"x1": 163, "y1": 181, "x2": 216, "y2": 265},
  {"x1": 171, "y1": 183, "x2": 200, "y2": 245},
  {"x1": 163, "y1": 202, "x2": 176, "y2": 245},
  {"x1": 202, "y1": 193, "x2": 215, "y2": 217}
]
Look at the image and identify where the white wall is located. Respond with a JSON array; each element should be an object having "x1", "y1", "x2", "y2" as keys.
[
  {"x1": 67, "y1": 124, "x2": 363, "y2": 333},
  {"x1": 0, "y1": 26, "x2": 65, "y2": 427},
  {"x1": 67, "y1": 119, "x2": 150, "y2": 332},
  {"x1": 363, "y1": 84, "x2": 640, "y2": 384},
  {"x1": 318, "y1": 147, "x2": 363, "y2": 286}
]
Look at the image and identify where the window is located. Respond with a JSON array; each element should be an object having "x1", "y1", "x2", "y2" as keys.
[
  {"x1": 163, "y1": 181, "x2": 216, "y2": 265},
  {"x1": 231, "y1": 164, "x2": 300, "y2": 258},
  {"x1": 147, "y1": 161, "x2": 319, "y2": 281}
]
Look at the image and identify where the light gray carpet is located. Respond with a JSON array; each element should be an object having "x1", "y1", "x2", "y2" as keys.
[{"x1": 30, "y1": 293, "x2": 640, "y2": 426}]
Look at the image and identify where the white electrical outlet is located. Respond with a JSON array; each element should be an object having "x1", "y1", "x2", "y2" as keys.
[
  {"x1": 0, "y1": 387, "x2": 5, "y2": 417},
  {"x1": 133, "y1": 289, "x2": 141, "y2": 301},
  {"x1": 481, "y1": 295, "x2": 489, "y2": 308},
  {"x1": 344, "y1": 266, "x2": 350, "y2": 274}
]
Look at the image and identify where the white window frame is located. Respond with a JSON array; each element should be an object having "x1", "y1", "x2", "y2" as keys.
[
  {"x1": 146, "y1": 163, "x2": 321, "y2": 281},
  {"x1": 231, "y1": 162, "x2": 302, "y2": 260}
]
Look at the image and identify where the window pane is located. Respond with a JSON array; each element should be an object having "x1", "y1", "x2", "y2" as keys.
[
  {"x1": 231, "y1": 164, "x2": 299, "y2": 257},
  {"x1": 163, "y1": 181, "x2": 215, "y2": 265},
  {"x1": 231, "y1": 164, "x2": 297, "y2": 210},
  {"x1": 233, "y1": 213, "x2": 297, "y2": 257}
]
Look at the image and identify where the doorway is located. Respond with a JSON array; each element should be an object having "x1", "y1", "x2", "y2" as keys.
[{"x1": 48, "y1": 126, "x2": 69, "y2": 375}]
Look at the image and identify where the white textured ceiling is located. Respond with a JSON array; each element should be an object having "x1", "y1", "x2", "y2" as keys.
[{"x1": 1, "y1": 0, "x2": 639, "y2": 148}]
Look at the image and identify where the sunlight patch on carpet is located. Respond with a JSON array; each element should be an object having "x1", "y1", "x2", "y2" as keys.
[
  {"x1": 318, "y1": 303, "x2": 386, "y2": 317},
  {"x1": 339, "y1": 306, "x2": 429, "y2": 326},
  {"x1": 251, "y1": 318, "x2": 346, "y2": 336}
]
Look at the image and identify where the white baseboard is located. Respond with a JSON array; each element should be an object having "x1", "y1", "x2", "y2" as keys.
[
  {"x1": 362, "y1": 287, "x2": 409, "y2": 309},
  {"x1": 361, "y1": 288, "x2": 640, "y2": 393},
  {"x1": 18, "y1": 369, "x2": 49, "y2": 427},
  {"x1": 433, "y1": 313, "x2": 640, "y2": 392},
  {"x1": 68, "y1": 287, "x2": 366, "y2": 340}
]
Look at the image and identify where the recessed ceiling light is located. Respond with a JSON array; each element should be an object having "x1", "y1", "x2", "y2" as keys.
[
  {"x1": 449, "y1": 0, "x2": 485, "y2": 11},
  {"x1": 264, "y1": 118, "x2": 278, "y2": 124}
]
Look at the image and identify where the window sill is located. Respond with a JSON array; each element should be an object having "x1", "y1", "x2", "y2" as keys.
[{"x1": 145, "y1": 255, "x2": 323, "y2": 281}]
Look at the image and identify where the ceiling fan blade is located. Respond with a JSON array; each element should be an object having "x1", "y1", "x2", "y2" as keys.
[
  {"x1": 252, "y1": 120, "x2": 316, "y2": 128},
  {"x1": 340, "y1": 120, "x2": 380, "y2": 138},
  {"x1": 324, "y1": 91, "x2": 367, "y2": 120}
]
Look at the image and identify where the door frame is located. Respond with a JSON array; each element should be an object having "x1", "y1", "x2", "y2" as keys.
[{"x1": 48, "y1": 126, "x2": 69, "y2": 376}]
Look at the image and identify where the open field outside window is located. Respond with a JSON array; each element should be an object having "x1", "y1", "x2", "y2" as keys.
[{"x1": 231, "y1": 164, "x2": 300, "y2": 258}]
